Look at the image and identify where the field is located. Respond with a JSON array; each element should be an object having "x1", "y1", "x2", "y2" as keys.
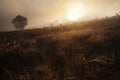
[{"x1": 0, "y1": 15, "x2": 120, "y2": 80}]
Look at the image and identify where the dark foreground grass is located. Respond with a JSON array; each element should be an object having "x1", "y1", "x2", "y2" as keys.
[{"x1": 0, "y1": 15, "x2": 120, "y2": 80}]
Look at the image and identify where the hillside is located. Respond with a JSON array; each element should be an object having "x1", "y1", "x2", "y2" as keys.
[{"x1": 0, "y1": 15, "x2": 120, "y2": 80}]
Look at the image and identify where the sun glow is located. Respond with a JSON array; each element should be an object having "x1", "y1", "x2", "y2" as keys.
[{"x1": 67, "y1": 4, "x2": 84, "y2": 21}]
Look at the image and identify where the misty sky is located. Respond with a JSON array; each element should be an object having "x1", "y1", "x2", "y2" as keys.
[{"x1": 0, "y1": 0, "x2": 120, "y2": 31}]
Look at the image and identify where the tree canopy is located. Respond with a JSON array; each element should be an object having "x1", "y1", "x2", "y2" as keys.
[{"x1": 12, "y1": 15, "x2": 28, "y2": 29}]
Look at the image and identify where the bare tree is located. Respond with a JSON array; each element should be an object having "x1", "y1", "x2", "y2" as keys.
[{"x1": 12, "y1": 15, "x2": 28, "y2": 29}]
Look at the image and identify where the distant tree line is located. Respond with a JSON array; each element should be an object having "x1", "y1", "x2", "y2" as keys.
[{"x1": 11, "y1": 12, "x2": 120, "y2": 30}]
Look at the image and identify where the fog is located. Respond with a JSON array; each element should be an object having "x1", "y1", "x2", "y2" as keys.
[{"x1": 0, "y1": 0, "x2": 120, "y2": 31}]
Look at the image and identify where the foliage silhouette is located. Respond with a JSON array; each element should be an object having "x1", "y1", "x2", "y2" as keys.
[{"x1": 12, "y1": 15, "x2": 28, "y2": 29}]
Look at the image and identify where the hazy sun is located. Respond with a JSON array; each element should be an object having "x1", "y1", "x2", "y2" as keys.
[{"x1": 67, "y1": 4, "x2": 83, "y2": 21}]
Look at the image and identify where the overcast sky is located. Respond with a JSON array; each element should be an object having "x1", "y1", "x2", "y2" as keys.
[{"x1": 0, "y1": 0, "x2": 120, "y2": 31}]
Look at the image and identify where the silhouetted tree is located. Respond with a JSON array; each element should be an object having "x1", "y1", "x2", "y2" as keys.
[{"x1": 12, "y1": 15, "x2": 28, "y2": 29}]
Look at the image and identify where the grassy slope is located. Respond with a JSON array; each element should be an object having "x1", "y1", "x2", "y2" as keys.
[{"x1": 0, "y1": 16, "x2": 120, "y2": 80}]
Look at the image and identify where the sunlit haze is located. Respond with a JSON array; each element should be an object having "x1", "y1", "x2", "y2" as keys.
[
  {"x1": 67, "y1": 3, "x2": 84, "y2": 21},
  {"x1": 0, "y1": 0, "x2": 120, "y2": 31}
]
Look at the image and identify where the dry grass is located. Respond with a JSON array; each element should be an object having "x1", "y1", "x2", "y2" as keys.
[{"x1": 0, "y1": 15, "x2": 120, "y2": 80}]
